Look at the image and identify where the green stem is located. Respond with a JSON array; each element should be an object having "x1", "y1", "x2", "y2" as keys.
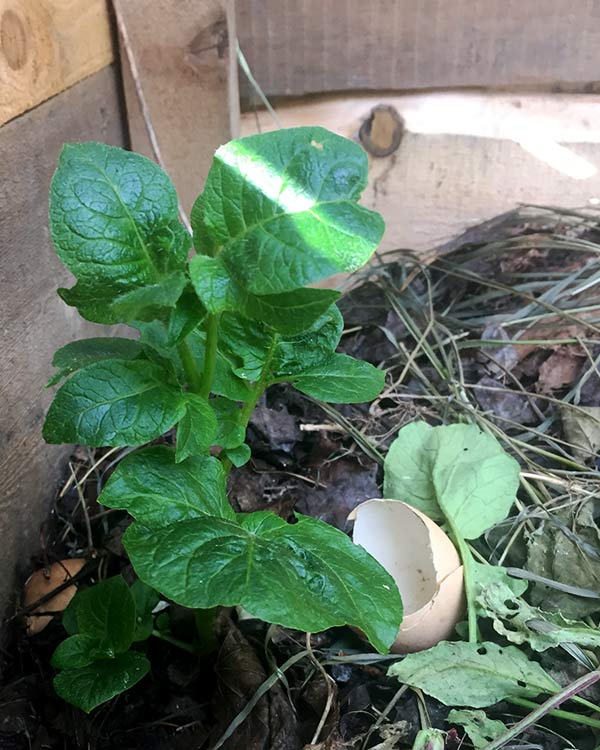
[
  {"x1": 572, "y1": 694, "x2": 600, "y2": 713},
  {"x1": 507, "y1": 696, "x2": 600, "y2": 732},
  {"x1": 194, "y1": 607, "x2": 217, "y2": 654},
  {"x1": 151, "y1": 629, "x2": 197, "y2": 655},
  {"x1": 199, "y1": 314, "x2": 220, "y2": 399},
  {"x1": 177, "y1": 339, "x2": 203, "y2": 393},
  {"x1": 447, "y1": 520, "x2": 477, "y2": 643}
]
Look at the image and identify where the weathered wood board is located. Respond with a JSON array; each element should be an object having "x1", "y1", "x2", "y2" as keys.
[
  {"x1": 0, "y1": 65, "x2": 126, "y2": 626},
  {"x1": 0, "y1": 0, "x2": 114, "y2": 126},
  {"x1": 236, "y1": 0, "x2": 600, "y2": 98},
  {"x1": 242, "y1": 93, "x2": 600, "y2": 255},
  {"x1": 115, "y1": 0, "x2": 239, "y2": 216}
]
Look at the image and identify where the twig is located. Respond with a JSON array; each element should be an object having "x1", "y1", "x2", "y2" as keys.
[{"x1": 305, "y1": 633, "x2": 336, "y2": 746}]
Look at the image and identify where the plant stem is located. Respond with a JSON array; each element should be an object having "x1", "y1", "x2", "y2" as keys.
[
  {"x1": 571, "y1": 694, "x2": 600, "y2": 713},
  {"x1": 177, "y1": 339, "x2": 203, "y2": 393},
  {"x1": 194, "y1": 607, "x2": 217, "y2": 654},
  {"x1": 199, "y1": 314, "x2": 220, "y2": 399},
  {"x1": 151, "y1": 629, "x2": 197, "y2": 655},
  {"x1": 447, "y1": 520, "x2": 477, "y2": 643},
  {"x1": 503, "y1": 693, "x2": 600, "y2": 736}
]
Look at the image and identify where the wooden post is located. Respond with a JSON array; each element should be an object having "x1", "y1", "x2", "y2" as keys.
[{"x1": 114, "y1": 0, "x2": 240, "y2": 217}]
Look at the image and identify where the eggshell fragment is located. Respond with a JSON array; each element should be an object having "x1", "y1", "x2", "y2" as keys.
[
  {"x1": 23, "y1": 558, "x2": 86, "y2": 635},
  {"x1": 349, "y1": 499, "x2": 464, "y2": 653}
]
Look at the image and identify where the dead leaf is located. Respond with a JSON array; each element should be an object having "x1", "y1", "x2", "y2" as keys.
[
  {"x1": 211, "y1": 614, "x2": 300, "y2": 750},
  {"x1": 536, "y1": 346, "x2": 584, "y2": 394},
  {"x1": 561, "y1": 405, "x2": 600, "y2": 463},
  {"x1": 24, "y1": 558, "x2": 86, "y2": 635},
  {"x1": 475, "y1": 375, "x2": 538, "y2": 425}
]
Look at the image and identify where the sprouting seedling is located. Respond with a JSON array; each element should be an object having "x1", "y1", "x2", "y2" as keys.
[{"x1": 43, "y1": 127, "x2": 403, "y2": 712}]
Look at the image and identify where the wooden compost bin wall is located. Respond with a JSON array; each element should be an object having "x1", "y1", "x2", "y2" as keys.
[{"x1": 0, "y1": 5, "x2": 126, "y2": 624}]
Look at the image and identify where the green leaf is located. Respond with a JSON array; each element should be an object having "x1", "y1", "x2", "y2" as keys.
[
  {"x1": 242, "y1": 288, "x2": 341, "y2": 335},
  {"x1": 48, "y1": 337, "x2": 145, "y2": 387},
  {"x1": 388, "y1": 641, "x2": 559, "y2": 708},
  {"x1": 271, "y1": 306, "x2": 343, "y2": 376},
  {"x1": 473, "y1": 563, "x2": 600, "y2": 652},
  {"x1": 196, "y1": 127, "x2": 384, "y2": 295},
  {"x1": 293, "y1": 353, "x2": 385, "y2": 403},
  {"x1": 218, "y1": 313, "x2": 270, "y2": 381},
  {"x1": 130, "y1": 580, "x2": 159, "y2": 642},
  {"x1": 223, "y1": 443, "x2": 251, "y2": 467},
  {"x1": 211, "y1": 398, "x2": 245, "y2": 449},
  {"x1": 447, "y1": 709, "x2": 507, "y2": 749},
  {"x1": 99, "y1": 445, "x2": 233, "y2": 523},
  {"x1": 52, "y1": 634, "x2": 100, "y2": 669},
  {"x1": 50, "y1": 142, "x2": 190, "y2": 323},
  {"x1": 74, "y1": 577, "x2": 136, "y2": 655},
  {"x1": 53, "y1": 651, "x2": 150, "y2": 713},
  {"x1": 43, "y1": 359, "x2": 186, "y2": 447},
  {"x1": 167, "y1": 286, "x2": 206, "y2": 346},
  {"x1": 62, "y1": 596, "x2": 80, "y2": 636},
  {"x1": 384, "y1": 422, "x2": 520, "y2": 539},
  {"x1": 175, "y1": 395, "x2": 218, "y2": 462},
  {"x1": 383, "y1": 422, "x2": 441, "y2": 521},
  {"x1": 124, "y1": 511, "x2": 402, "y2": 654},
  {"x1": 189, "y1": 255, "x2": 237, "y2": 314},
  {"x1": 431, "y1": 425, "x2": 520, "y2": 539},
  {"x1": 189, "y1": 255, "x2": 341, "y2": 334},
  {"x1": 109, "y1": 271, "x2": 186, "y2": 321}
]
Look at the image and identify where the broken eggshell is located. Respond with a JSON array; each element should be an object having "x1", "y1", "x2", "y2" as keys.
[{"x1": 349, "y1": 499, "x2": 464, "y2": 653}]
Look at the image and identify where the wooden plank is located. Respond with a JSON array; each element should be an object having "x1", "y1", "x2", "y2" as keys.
[
  {"x1": 236, "y1": 0, "x2": 600, "y2": 98},
  {"x1": 0, "y1": 65, "x2": 126, "y2": 624},
  {"x1": 0, "y1": 0, "x2": 114, "y2": 126},
  {"x1": 242, "y1": 92, "x2": 600, "y2": 256},
  {"x1": 115, "y1": 0, "x2": 240, "y2": 217}
]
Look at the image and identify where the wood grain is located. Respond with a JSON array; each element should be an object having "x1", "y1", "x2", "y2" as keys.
[
  {"x1": 0, "y1": 0, "x2": 114, "y2": 126},
  {"x1": 0, "y1": 65, "x2": 126, "y2": 626},
  {"x1": 242, "y1": 92, "x2": 600, "y2": 256},
  {"x1": 236, "y1": 0, "x2": 600, "y2": 98},
  {"x1": 115, "y1": 0, "x2": 240, "y2": 216}
]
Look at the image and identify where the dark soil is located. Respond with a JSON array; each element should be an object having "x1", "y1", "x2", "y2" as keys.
[{"x1": 2, "y1": 208, "x2": 599, "y2": 749}]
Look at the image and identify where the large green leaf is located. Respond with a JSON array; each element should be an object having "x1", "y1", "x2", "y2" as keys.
[
  {"x1": 50, "y1": 142, "x2": 191, "y2": 323},
  {"x1": 388, "y1": 641, "x2": 559, "y2": 708},
  {"x1": 384, "y1": 422, "x2": 520, "y2": 539},
  {"x1": 53, "y1": 652, "x2": 150, "y2": 713},
  {"x1": 124, "y1": 511, "x2": 402, "y2": 653},
  {"x1": 43, "y1": 360, "x2": 186, "y2": 446},
  {"x1": 99, "y1": 445, "x2": 233, "y2": 523},
  {"x1": 130, "y1": 580, "x2": 159, "y2": 642},
  {"x1": 293, "y1": 353, "x2": 385, "y2": 403},
  {"x1": 189, "y1": 254, "x2": 341, "y2": 334},
  {"x1": 175, "y1": 395, "x2": 218, "y2": 462},
  {"x1": 73, "y1": 577, "x2": 136, "y2": 655},
  {"x1": 194, "y1": 127, "x2": 384, "y2": 295},
  {"x1": 48, "y1": 337, "x2": 145, "y2": 387}
]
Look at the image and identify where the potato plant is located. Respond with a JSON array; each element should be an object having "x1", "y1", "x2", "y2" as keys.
[{"x1": 43, "y1": 127, "x2": 403, "y2": 711}]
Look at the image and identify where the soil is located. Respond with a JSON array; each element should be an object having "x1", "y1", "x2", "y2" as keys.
[{"x1": 1, "y1": 208, "x2": 599, "y2": 749}]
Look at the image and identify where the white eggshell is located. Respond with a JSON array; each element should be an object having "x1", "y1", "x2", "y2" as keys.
[{"x1": 349, "y1": 499, "x2": 465, "y2": 653}]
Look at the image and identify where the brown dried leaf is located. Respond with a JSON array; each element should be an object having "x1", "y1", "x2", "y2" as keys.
[
  {"x1": 536, "y1": 346, "x2": 584, "y2": 394},
  {"x1": 23, "y1": 558, "x2": 86, "y2": 635}
]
